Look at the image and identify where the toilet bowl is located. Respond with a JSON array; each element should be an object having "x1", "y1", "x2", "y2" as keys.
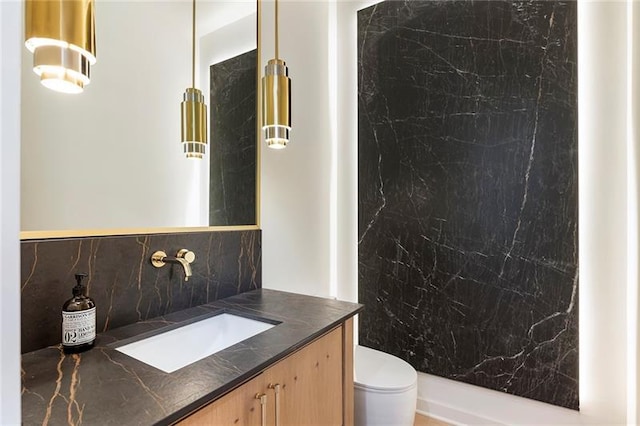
[{"x1": 354, "y1": 345, "x2": 418, "y2": 426}]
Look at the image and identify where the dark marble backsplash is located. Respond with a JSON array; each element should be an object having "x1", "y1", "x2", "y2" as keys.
[
  {"x1": 21, "y1": 230, "x2": 261, "y2": 353},
  {"x1": 358, "y1": 1, "x2": 578, "y2": 409}
]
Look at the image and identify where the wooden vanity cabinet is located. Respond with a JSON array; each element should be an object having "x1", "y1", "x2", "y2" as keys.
[
  {"x1": 177, "y1": 319, "x2": 354, "y2": 426},
  {"x1": 179, "y1": 371, "x2": 267, "y2": 425}
]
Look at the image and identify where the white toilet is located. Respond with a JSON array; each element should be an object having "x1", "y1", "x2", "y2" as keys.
[{"x1": 354, "y1": 345, "x2": 418, "y2": 426}]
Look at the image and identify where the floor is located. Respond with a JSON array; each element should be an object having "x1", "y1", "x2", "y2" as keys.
[{"x1": 415, "y1": 413, "x2": 451, "y2": 426}]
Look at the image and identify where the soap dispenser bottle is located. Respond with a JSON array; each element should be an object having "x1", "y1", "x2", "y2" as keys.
[{"x1": 62, "y1": 273, "x2": 96, "y2": 353}]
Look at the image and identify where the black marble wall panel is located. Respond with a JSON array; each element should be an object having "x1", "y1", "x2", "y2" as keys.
[
  {"x1": 21, "y1": 230, "x2": 261, "y2": 353},
  {"x1": 358, "y1": 1, "x2": 578, "y2": 409},
  {"x1": 209, "y1": 49, "x2": 257, "y2": 226}
]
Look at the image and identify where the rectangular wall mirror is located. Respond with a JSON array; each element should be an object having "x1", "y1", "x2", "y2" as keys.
[{"x1": 20, "y1": 1, "x2": 258, "y2": 239}]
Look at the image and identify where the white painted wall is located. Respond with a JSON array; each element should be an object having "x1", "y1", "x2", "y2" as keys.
[
  {"x1": 577, "y1": 1, "x2": 628, "y2": 423},
  {"x1": 0, "y1": 1, "x2": 22, "y2": 423},
  {"x1": 629, "y1": 1, "x2": 640, "y2": 423},
  {"x1": 260, "y1": 0, "x2": 333, "y2": 297}
]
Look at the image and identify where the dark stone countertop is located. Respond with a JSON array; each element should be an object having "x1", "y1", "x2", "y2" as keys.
[{"x1": 21, "y1": 289, "x2": 363, "y2": 425}]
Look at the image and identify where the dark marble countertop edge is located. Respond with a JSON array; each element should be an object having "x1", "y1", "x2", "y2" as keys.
[{"x1": 21, "y1": 288, "x2": 363, "y2": 426}]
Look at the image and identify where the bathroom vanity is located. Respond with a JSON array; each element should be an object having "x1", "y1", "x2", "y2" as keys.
[
  {"x1": 21, "y1": 289, "x2": 362, "y2": 425},
  {"x1": 179, "y1": 322, "x2": 351, "y2": 425}
]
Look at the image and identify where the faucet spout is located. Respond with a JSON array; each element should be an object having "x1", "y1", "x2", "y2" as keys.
[
  {"x1": 162, "y1": 256, "x2": 192, "y2": 280},
  {"x1": 150, "y1": 250, "x2": 196, "y2": 281}
]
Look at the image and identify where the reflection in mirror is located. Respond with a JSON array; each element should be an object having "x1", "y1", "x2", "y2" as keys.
[
  {"x1": 20, "y1": 1, "x2": 258, "y2": 236},
  {"x1": 209, "y1": 49, "x2": 257, "y2": 226}
]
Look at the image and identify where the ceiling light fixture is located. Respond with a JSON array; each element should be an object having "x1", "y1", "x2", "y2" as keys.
[
  {"x1": 262, "y1": 0, "x2": 291, "y2": 149},
  {"x1": 25, "y1": 0, "x2": 97, "y2": 94},
  {"x1": 180, "y1": 0, "x2": 208, "y2": 159}
]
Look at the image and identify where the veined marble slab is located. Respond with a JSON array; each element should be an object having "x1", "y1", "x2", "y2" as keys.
[{"x1": 358, "y1": 0, "x2": 578, "y2": 409}]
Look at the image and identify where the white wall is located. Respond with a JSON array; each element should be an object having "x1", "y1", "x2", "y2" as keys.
[
  {"x1": 263, "y1": 0, "x2": 638, "y2": 424},
  {"x1": 0, "y1": 1, "x2": 22, "y2": 423},
  {"x1": 260, "y1": 0, "x2": 333, "y2": 297},
  {"x1": 577, "y1": 1, "x2": 629, "y2": 423},
  {"x1": 630, "y1": 0, "x2": 640, "y2": 422}
]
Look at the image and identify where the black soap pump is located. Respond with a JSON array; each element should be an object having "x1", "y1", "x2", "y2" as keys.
[{"x1": 62, "y1": 273, "x2": 96, "y2": 353}]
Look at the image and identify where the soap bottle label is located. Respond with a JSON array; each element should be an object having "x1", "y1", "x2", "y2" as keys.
[{"x1": 62, "y1": 307, "x2": 96, "y2": 346}]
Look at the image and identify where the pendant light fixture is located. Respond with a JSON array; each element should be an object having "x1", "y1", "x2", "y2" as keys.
[
  {"x1": 180, "y1": 0, "x2": 208, "y2": 159},
  {"x1": 262, "y1": 0, "x2": 291, "y2": 149},
  {"x1": 24, "y1": 0, "x2": 97, "y2": 94}
]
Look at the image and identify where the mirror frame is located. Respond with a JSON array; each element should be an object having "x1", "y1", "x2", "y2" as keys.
[
  {"x1": 20, "y1": 4, "x2": 262, "y2": 241},
  {"x1": 20, "y1": 225, "x2": 260, "y2": 240}
]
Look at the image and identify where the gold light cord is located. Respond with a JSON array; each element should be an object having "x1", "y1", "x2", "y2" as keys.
[
  {"x1": 258, "y1": 0, "x2": 262, "y2": 130},
  {"x1": 192, "y1": 0, "x2": 196, "y2": 88},
  {"x1": 275, "y1": 0, "x2": 279, "y2": 59}
]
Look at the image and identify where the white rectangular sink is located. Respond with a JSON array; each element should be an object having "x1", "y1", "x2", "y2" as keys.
[{"x1": 115, "y1": 313, "x2": 275, "y2": 373}]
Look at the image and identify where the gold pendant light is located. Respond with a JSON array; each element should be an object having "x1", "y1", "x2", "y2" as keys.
[
  {"x1": 180, "y1": 0, "x2": 208, "y2": 159},
  {"x1": 25, "y1": 0, "x2": 97, "y2": 94},
  {"x1": 262, "y1": 0, "x2": 291, "y2": 149}
]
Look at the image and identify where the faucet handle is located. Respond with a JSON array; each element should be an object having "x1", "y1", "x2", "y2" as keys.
[
  {"x1": 177, "y1": 249, "x2": 195, "y2": 264},
  {"x1": 151, "y1": 250, "x2": 168, "y2": 268}
]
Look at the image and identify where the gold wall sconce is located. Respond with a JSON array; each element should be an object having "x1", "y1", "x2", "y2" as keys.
[
  {"x1": 180, "y1": 0, "x2": 208, "y2": 159},
  {"x1": 262, "y1": 0, "x2": 291, "y2": 149},
  {"x1": 25, "y1": 0, "x2": 97, "y2": 94}
]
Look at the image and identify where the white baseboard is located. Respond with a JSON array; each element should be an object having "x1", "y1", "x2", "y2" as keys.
[
  {"x1": 416, "y1": 395, "x2": 500, "y2": 426},
  {"x1": 415, "y1": 373, "x2": 586, "y2": 425}
]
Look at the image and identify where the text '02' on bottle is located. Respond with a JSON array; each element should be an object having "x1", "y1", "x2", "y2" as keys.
[{"x1": 62, "y1": 273, "x2": 96, "y2": 353}]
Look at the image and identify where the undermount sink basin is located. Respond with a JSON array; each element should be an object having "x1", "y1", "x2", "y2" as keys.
[{"x1": 115, "y1": 313, "x2": 276, "y2": 373}]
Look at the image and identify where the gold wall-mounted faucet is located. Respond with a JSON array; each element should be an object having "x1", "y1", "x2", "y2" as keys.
[{"x1": 151, "y1": 249, "x2": 196, "y2": 281}]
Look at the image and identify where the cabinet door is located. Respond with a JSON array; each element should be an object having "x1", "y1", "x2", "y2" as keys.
[
  {"x1": 264, "y1": 327, "x2": 344, "y2": 426},
  {"x1": 178, "y1": 373, "x2": 268, "y2": 426}
]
